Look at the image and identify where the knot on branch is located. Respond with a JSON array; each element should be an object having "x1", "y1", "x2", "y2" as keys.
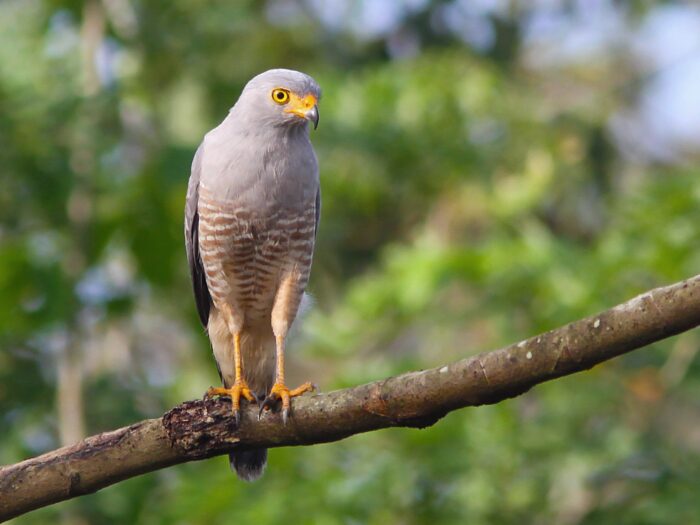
[{"x1": 163, "y1": 398, "x2": 241, "y2": 458}]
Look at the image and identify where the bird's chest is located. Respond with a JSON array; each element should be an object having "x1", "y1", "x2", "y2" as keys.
[
  {"x1": 200, "y1": 132, "x2": 318, "y2": 208},
  {"x1": 197, "y1": 187, "x2": 314, "y2": 317}
]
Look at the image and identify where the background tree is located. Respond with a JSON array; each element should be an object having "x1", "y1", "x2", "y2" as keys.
[{"x1": 1, "y1": 1, "x2": 699, "y2": 523}]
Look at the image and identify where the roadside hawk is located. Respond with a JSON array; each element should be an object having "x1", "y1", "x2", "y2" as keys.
[{"x1": 184, "y1": 69, "x2": 321, "y2": 481}]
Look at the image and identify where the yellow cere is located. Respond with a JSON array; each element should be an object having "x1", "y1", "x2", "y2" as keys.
[{"x1": 283, "y1": 93, "x2": 318, "y2": 118}]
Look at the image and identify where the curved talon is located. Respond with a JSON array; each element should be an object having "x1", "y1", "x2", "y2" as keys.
[
  {"x1": 259, "y1": 396, "x2": 277, "y2": 418},
  {"x1": 258, "y1": 381, "x2": 315, "y2": 424},
  {"x1": 205, "y1": 381, "x2": 256, "y2": 424},
  {"x1": 259, "y1": 393, "x2": 282, "y2": 422}
]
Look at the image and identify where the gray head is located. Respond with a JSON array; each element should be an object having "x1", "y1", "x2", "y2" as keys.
[{"x1": 233, "y1": 69, "x2": 321, "y2": 130}]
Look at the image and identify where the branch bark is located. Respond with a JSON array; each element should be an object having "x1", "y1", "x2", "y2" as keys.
[{"x1": 2, "y1": 275, "x2": 700, "y2": 521}]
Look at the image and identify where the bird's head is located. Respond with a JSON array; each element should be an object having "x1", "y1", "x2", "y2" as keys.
[{"x1": 237, "y1": 69, "x2": 321, "y2": 130}]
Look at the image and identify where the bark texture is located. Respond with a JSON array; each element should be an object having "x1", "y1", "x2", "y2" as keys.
[{"x1": 1, "y1": 275, "x2": 699, "y2": 522}]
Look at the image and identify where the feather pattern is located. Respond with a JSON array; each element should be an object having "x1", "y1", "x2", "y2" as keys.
[
  {"x1": 184, "y1": 145, "x2": 212, "y2": 327},
  {"x1": 184, "y1": 68, "x2": 321, "y2": 482}
]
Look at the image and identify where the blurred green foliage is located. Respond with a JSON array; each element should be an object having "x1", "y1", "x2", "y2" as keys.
[{"x1": 1, "y1": 1, "x2": 699, "y2": 524}]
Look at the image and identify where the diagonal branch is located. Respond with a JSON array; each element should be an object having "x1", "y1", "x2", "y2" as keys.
[{"x1": 2, "y1": 275, "x2": 700, "y2": 522}]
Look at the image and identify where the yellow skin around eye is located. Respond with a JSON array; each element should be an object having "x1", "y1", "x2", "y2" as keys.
[
  {"x1": 271, "y1": 88, "x2": 318, "y2": 125},
  {"x1": 271, "y1": 89, "x2": 290, "y2": 104},
  {"x1": 271, "y1": 88, "x2": 317, "y2": 114}
]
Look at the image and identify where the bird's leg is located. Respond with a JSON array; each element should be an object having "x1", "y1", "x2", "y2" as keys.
[
  {"x1": 260, "y1": 335, "x2": 315, "y2": 423},
  {"x1": 206, "y1": 330, "x2": 256, "y2": 424}
]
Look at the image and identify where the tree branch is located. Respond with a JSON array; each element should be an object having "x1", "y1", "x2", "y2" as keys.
[{"x1": 2, "y1": 275, "x2": 700, "y2": 521}]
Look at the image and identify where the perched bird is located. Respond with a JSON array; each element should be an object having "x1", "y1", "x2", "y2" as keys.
[{"x1": 184, "y1": 69, "x2": 321, "y2": 481}]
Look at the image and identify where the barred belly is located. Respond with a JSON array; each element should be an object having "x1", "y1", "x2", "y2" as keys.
[{"x1": 197, "y1": 185, "x2": 315, "y2": 329}]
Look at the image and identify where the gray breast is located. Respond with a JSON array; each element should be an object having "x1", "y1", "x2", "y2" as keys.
[{"x1": 195, "y1": 114, "x2": 319, "y2": 324}]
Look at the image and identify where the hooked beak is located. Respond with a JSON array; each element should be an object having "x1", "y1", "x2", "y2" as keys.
[
  {"x1": 285, "y1": 93, "x2": 320, "y2": 129},
  {"x1": 306, "y1": 104, "x2": 319, "y2": 129}
]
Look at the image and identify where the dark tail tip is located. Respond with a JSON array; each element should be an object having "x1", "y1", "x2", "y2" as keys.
[{"x1": 229, "y1": 449, "x2": 267, "y2": 481}]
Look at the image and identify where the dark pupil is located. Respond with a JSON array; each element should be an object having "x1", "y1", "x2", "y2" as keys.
[{"x1": 276, "y1": 92, "x2": 284, "y2": 100}]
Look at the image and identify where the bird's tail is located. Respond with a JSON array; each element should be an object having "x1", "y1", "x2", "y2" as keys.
[
  {"x1": 229, "y1": 449, "x2": 268, "y2": 481},
  {"x1": 208, "y1": 311, "x2": 274, "y2": 482}
]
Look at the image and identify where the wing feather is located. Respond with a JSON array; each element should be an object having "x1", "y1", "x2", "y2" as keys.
[
  {"x1": 184, "y1": 145, "x2": 212, "y2": 327},
  {"x1": 314, "y1": 187, "x2": 321, "y2": 239}
]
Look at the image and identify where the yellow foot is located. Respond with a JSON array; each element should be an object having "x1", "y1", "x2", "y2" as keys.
[
  {"x1": 206, "y1": 381, "x2": 256, "y2": 424},
  {"x1": 260, "y1": 381, "x2": 316, "y2": 423}
]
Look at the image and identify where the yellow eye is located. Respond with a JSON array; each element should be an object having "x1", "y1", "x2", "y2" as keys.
[{"x1": 271, "y1": 88, "x2": 290, "y2": 104}]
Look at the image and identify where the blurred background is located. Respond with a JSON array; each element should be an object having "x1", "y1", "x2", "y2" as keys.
[{"x1": 1, "y1": 0, "x2": 700, "y2": 523}]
